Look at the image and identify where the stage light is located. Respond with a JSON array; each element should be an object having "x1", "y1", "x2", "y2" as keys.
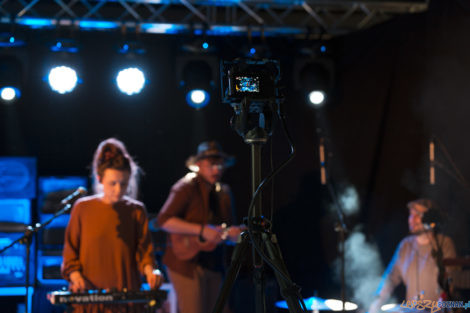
[
  {"x1": 47, "y1": 66, "x2": 78, "y2": 94},
  {"x1": 118, "y1": 41, "x2": 146, "y2": 55},
  {"x1": 46, "y1": 37, "x2": 82, "y2": 94},
  {"x1": 381, "y1": 304, "x2": 398, "y2": 311},
  {"x1": 186, "y1": 89, "x2": 210, "y2": 109},
  {"x1": 240, "y1": 44, "x2": 270, "y2": 58},
  {"x1": 0, "y1": 55, "x2": 23, "y2": 103},
  {"x1": 308, "y1": 90, "x2": 326, "y2": 107},
  {"x1": 115, "y1": 67, "x2": 146, "y2": 96},
  {"x1": 177, "y1": 57, "x2": 216, "y2": 109},
  {"x1": 114, "y1": 40, "x2": 147, "y2": 96},
  {"x1": 295, "y1": 58, "x2": 334, "y2": 108},
  {"x1": 0, "y1": 87, "x2": 21, "y2": 102},
  {"x1": 50, "y1": 38, "x2": 79, "y2": 54},
  {"x1": 0, "y1": 33, "x2": 26, "y2": 48},
  {"x1": 181, "y1": 39, "x2": 216, "y2": 53},
  {"x1": 325, "y1": 299, "x2": 358, "y2": 311}
]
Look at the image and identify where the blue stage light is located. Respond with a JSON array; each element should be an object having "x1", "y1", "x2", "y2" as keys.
[
  {"x1": 47, "y1": 66, "x2": 79, "y2": 94},
  {"x1": 50, "y1": 39, "x2": 79, "y2": 53},
  {"x1": 186, "y1": 89, "x2": 209, "y2": 109},
  {"x1": 116, "y1": 67, "x2": 146, "y2": 96},
  {"x1": 0, "y1": 33, "x2": 25, "y2": 47},
  {"x1": 0, "y1": 86, "x2": 21, "y2": 102},
  {"x1": 79, "y1": 20, "x2": 118, "y2": 30},
  {"x1": 18, "y1": 18, "x2": 53, "y2": 28}
]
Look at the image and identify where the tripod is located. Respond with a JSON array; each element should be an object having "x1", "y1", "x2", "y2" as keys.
[{"x1": 212, "y1": 96, "x2": 307, "y2": 313}]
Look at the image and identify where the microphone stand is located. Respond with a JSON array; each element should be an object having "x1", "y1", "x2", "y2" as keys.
[
  {"x1": 0, "y1": 202, "x2": 75, "y2": 313},
  {"x1": 429, "y1": 228, "x2": 451, "y2": 300}
]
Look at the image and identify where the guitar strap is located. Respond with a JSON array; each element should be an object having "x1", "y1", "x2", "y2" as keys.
[
  {"x1": 208, "y1": 186, "x2": 219, "y2": 222},
  {"x1": 198, "y1": 184, "x2": 225, "y2": 272}
]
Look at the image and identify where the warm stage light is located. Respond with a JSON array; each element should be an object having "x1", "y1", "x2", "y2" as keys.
[
  {"x1": 186, "y1": 89, "x2": 209, "y2": 109},
  {"x1": 0, "y1": 86, "x2": 20, "y2": 102},
  {"x1": 308, "y1": 90, "x2": 326, "y2": 107},
  {"x1": 116, "y1": 67, "x2": 146, "y2": 95},
  {"x1": 48, "y1": 66, "x2": 78, "y2": 94}
]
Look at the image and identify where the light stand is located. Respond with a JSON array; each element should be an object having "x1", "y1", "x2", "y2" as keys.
[
  {"x1": 212, "y1": 94, "x2": 307, "y2": 313},
  {"x1": 318, "y1": 132, "x2": 348, "y2": 311},
  {"x1": 326, "y1": 165, "x2": 349, "y2": 312}
]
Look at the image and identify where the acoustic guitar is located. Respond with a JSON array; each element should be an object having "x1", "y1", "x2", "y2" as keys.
[{"x1": 170, "y1": 223, "x2": 228, "y2": 261}]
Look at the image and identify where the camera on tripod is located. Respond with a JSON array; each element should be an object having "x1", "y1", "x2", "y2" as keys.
[
  {"x1": 221, "y1": 58, "x2": 280, "y2": 102},
  {"x1": 220, "y1": 59, "x2": 282, "y2": 142}
]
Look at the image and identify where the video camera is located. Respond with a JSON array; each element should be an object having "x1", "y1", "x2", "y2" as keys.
[
  {"x1": 220, "y1": 59, "x2": 282, "y2": 142},
  {"x1": 221, "y1": 58, "x2": 280, "y2": 102}
]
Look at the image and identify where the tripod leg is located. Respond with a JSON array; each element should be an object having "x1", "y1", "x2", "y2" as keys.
[
  {"x1": 212, "y1": 232, "x2": 251, "y2": 313},
  {"x1": 262, "y1": 233, "x2": 306, "y2": 313},
  {"x1": 253, "y1": 266, "x2": 266, "y2": 313},
  {"x1": 252, "y1": 233, "x2": 266, "y2": 313}
]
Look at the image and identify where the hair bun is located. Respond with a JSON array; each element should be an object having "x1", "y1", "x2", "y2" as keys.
[
  {"x1": 92, "y1": 137, "x2": 140, "y2": 199},
  {"x1": 104, "y1": 149, "x2": 117, "y2": 161}
]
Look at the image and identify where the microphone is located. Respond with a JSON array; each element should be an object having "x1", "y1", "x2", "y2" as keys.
[
  {"x1": 319, "y1": 138, "x2": 326, "y2": 185},
  {"x1": 429, "y1": 139, "x2": 435, "y2": 185},
  {"x1": 423, "y1": 222, "x2": 436, "y2": 231},
  {"x1": 422, "y1": 207, "x2": 442, "y2": 231},
  {"x1": 61, "y1": 187, "x2": 87, "y2": 205}
]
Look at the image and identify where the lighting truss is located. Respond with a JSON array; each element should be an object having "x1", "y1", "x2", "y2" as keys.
[{"x1": 0, "y1": 0, "x2": 429, "y2": 37}]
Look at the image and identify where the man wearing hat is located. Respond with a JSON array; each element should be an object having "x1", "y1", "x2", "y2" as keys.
[
  {"x1": 368, "y1": 199, "x2": 457, "y2": 313},
  {"x1": 155, "y1": 141, "x2": 243, "y2": 313}
]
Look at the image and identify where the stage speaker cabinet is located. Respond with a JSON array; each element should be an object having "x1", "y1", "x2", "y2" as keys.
[
  {"x1": 0, "y1": 232, "x2": 35, "y2": 287},
  {"x1": 36, "y1": 176, "x2": 88, "y2": 286},
  {"x1": 37, "y1": 250, "x2": 67, "y2": 285},
  {"x1": 0, "y1": 157, "x2": 36, "y2": 199},
  {"x1": 0, "y1": 198, "x2": 34, "y2": 289}
]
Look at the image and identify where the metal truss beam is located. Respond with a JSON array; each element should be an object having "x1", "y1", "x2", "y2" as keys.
[{"x1": 0, "y1": 0, "x2": 429, "y2": 37}]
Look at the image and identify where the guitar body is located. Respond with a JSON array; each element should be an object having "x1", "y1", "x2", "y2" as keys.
[{"x1": 170, "y1": 234, "x2": 218, "y2": 260}]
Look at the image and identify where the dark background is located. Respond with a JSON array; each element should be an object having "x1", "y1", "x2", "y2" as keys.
[{"x1": 1, "y1": 0, "x2": 470, "y2": 310}]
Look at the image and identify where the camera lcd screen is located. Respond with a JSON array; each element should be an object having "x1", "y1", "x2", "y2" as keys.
[{"x1": 235, "y1": 76, "x2": 260, "y2": 93}]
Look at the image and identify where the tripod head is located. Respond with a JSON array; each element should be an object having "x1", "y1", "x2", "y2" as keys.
[{"x1": 220, "y1": 58, "x2": 282, "y2": 144}]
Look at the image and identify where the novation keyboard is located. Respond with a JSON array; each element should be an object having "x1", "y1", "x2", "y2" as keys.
[{"x1": 48, "y1": 289, "x2": 168, "y2": 307}]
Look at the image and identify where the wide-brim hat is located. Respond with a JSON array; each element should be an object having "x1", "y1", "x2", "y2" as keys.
[{"x1": 185, "y1": 141, "x2": 235, "y2": 169}]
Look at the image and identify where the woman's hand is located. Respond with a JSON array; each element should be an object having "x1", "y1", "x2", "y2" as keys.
[
  {"x1": 144, "y1": 265, "x2": 164, "y2": 289},
  {"x1": 69, "y1": 271, "x2": 85, "y2": 292}
]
